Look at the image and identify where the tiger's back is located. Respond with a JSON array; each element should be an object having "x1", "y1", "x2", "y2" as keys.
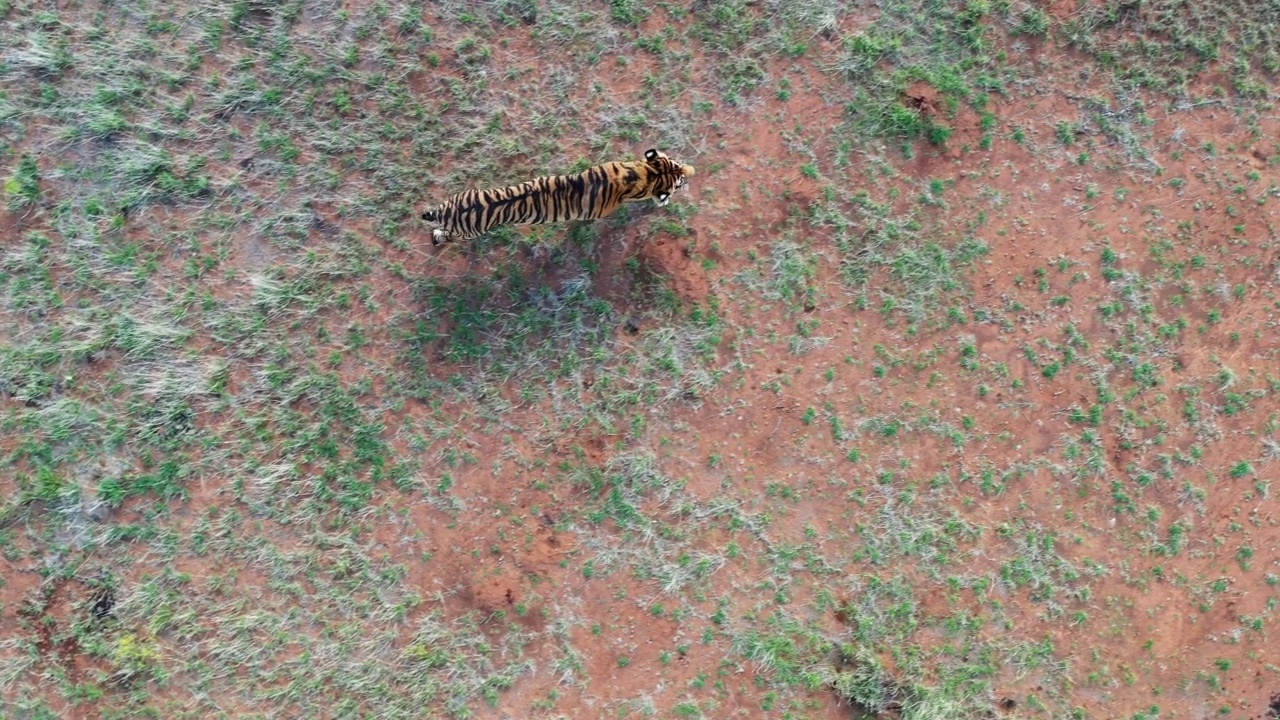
[{"x1": 423, "y1": 149, "x2": 695, "y2": 246}]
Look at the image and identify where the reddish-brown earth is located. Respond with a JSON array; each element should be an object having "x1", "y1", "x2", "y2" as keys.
[{"x1": 3, "y1": 3, "x2": 1279, "y2": 719}]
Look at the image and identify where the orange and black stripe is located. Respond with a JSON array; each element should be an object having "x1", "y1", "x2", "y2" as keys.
[{"x1": 423, "y1": 149, "x2": 695, "y2": 246}]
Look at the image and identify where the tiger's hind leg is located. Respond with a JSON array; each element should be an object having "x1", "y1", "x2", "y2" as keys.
[{"x1": 422, "y1": 207, "x2": 451, "y2": 247}]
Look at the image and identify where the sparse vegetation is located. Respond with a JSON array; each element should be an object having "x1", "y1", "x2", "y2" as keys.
[{"x1": 3, "y1": 1, "x2": 1279, "y2": 718}]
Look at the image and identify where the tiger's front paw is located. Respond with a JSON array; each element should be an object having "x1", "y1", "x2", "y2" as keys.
[{"x1": 432, "y1": 229, "x2": 449, "y2": 246}]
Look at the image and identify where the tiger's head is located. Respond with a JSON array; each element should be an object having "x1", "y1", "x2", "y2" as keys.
[{"x1": 642, "y1": 148, "x2": 696, "y2": 207}]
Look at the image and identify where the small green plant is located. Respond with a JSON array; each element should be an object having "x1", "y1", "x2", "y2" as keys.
[
  {"x1": 5, "y1": 154, "x2": 40, "y2": 210},
  {"x1": 1016, "y1": 8, "x2": 1050, "y2": 36},
  {"x1": 111, "y1": 633, "x2": 162, "y2": 683},
  {"x1": 1056, "y1": 121, "x2": 1077, "y2": 146}
]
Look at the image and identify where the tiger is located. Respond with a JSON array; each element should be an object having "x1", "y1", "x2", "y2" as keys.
[{"x1": 421, "y1": 148, "x2": 695, "y2": 246}]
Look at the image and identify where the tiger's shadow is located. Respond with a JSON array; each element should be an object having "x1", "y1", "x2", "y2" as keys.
[{"x1": 406, "y1": 210, "x2": 699, "y2": 370}]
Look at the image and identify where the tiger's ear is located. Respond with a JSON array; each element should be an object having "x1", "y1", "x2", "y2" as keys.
[{"x1": 644, "y1": 149, "x2": 658, "y2": 162}]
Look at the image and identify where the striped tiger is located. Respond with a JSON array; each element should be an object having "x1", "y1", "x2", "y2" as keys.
[{"x1": 422, "y1": 149, "x2": 695, "y2": 246}]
